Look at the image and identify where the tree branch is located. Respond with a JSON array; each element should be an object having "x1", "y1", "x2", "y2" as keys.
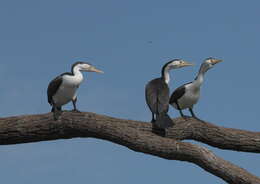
[
  {"x1": 167, "y1": 117, "x2": 260, "y2": 153},
  {"x1": 0, "y1": 112, "x2": 259, "y2": 184}
]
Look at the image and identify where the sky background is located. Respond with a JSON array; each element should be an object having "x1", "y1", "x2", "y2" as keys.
[{"x1": 0, "y1": 0, "x2": 259, "y2": 183}]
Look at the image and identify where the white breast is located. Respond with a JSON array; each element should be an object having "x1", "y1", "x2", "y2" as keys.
[
  {"x1": 172, "y1": 83, "x2": 200, "y2": 110},
  {"x1": 53, "y1": 74, "x2": 83, "y2": 107}
]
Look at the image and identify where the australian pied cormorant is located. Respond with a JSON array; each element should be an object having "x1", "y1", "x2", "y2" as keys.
[
  {"x1": 47, "y1": 61, "x2": 103, "y2": 120},
  {"x1": 145, "y1": 59, "x2": 194, "y2": 129},
  {"x1": 169, "y1": 57, "x2": 223, "y2": 118}
]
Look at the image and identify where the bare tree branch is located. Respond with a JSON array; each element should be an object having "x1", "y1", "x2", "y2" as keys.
[
  {"x1": 0, "y1": 112, "x2": 259, "y2": 184},
  {"x1": 167, "y1": 117, "x2": 260, "y2": 153}
]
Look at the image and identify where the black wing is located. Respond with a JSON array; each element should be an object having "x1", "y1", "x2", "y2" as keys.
[
  {"x1": 169, "y1": 82, "x2": 191, "y2": 104},
  {"x1": 47, "y1": 75, "x2": 63, "y2": 105},
  {"x1": 145, "y1": 78, "x2": 169, "y2": 114}
]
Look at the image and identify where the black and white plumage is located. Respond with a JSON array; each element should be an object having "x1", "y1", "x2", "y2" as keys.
[
  {"x1": 169, "y1": 57, "x2": 223, "y2": 118},
  {"x1": 47, "y1": 61, "x2": 103, "y2": 120},
  {"x1": 145, "y1": 59, "x2": 193, "y2": 129}
]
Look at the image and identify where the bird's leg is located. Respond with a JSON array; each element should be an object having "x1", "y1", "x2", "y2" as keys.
[
  {"x1": 151, "y1": 113, "x2": 155, "y2": 123},
  {"x1": 52, "y1": 105, "x2": 62, "y2": 121},
  {"x1": 189, "y1": 108, "x2": 199, "y2": 119},
  {"x1": 57, "y1": 106, "x2": 62, "y2": 111},
  {"x1": 179, "y1": 110, "x2": 185, "y2": 118},
  {"x1": 151, "y1": 114, "x2": 165, "y2": 137},
  {"x1": 176, "y1": 102, "x2": 185, "y2": 118},
  {"x1": 72, "y1": 97, "x2": 81, "y2": 112}
]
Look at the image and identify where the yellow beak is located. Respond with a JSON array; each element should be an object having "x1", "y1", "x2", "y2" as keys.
[
  {"x1": 91, "y1": 67, "x2": 104, "y2": 73},
  {"x1": 211, "y1": 59, "x2": 223, "y2": 65},
  {"x1": 181, "y1": 61, "x2": 194, "y2": 67}
]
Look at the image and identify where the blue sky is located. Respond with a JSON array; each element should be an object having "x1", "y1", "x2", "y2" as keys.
[{"x1": 0, "y1": 0, "x2": 259, "y2": 183}]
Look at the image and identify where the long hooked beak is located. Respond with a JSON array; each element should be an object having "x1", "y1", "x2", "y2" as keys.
[
  {"x1": 181, "y1": 61, "x2": 195, "y2": 67},
  {"x1": 211, "y1": 59, "x2": 223, "y2": 65},
  {"x1": 90, "y1": 66, "x2": 104, "y2": 73}
]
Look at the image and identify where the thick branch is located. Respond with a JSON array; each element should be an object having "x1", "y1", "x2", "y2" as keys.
[
  {"x1": 167, "y1": 117, "x2": 260, "y2": 153},
  {"x1": 0, "y1": 112, "x2": 259, "y2": 184}
]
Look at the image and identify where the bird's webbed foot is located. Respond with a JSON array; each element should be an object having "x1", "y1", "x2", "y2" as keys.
[
  {"x1": 152, "y1": 123, "x2": 165, "y2": 137},
  {"x1": 53, "y1": 110, "x2": 62, "y2": 121},
  {"x1": 181, "y1": 115, "x2": 190, "y2": 121},
  {"x1": 72, "y1": 109, "x2": 81, "y2": 113},
  {"x1": 179, "y1": 111, "x2": 189, "y2": 120}
]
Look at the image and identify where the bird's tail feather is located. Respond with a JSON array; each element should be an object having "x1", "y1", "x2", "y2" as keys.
[{"x1": 155, "y1": 113, "x2": 173, "y2": 129}]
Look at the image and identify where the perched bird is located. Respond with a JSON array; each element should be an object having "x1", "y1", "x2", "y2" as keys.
[
  {"x1": 169, "y1": 57, "x2": 223, "y2": 118},
  {"x1": 145, "y1": 59, "x2": 194, "y2": 129},
  {"x1": 47, "y1": 61, "x2": 103, "y2": 120}
]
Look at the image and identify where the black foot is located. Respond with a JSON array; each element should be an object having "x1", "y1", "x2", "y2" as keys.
[
  {"x1": 51, "y1": 106, "x2": 62, "y2": 113},
  {"x1": 182, "y1": 115, "x2": 191, "y2": 121},
  {"x1": 53, "y1": 109, "x2": 63, "y2": 120},
  {"x1": 53, "y1": 112, "x2": 60, "y2": 120},
  {"x1": 152, "y1": 123, "x2": 165, "y2": 137},
  {"x1": 72, "y1": 109, "x2": 81, "y2": 113},
  {"x1": 53, "y1": 114, "x2": 59, "y2": 121}
]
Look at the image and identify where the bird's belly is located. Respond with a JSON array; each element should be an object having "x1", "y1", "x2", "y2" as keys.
[
  {"x1": 173, "y1": 92, "x2": 199, "y2": 110},
  {"x1": 53, "y1": 86, "x2": 77, "y2": 106}
]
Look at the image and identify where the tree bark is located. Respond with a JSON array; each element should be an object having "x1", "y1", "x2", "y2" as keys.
[
  {"x1": 167, "y1": 117, "x2": 260, "y2": 153},
  {"x1": 0, "y1": 112, "x2": 259, "y2": 184}
]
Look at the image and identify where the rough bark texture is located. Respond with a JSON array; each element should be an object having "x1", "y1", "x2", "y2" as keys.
[
  {"x1": 0, "y1": 112, "x2": 259, "y2": 184},
  {"x1": 167, "y1": 117, "x2": 260, "y2": 153}
]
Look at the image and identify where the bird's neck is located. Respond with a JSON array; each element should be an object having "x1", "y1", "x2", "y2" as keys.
[
  {"x1": 193, "y1": 67, "x2": 206, "y2": 87},
  {"x1": 162, "y1": 66, "x2": 170, "y2": 84},
  {"x1": 72, "y1": 67, "x2": 84, "y2": 83}
]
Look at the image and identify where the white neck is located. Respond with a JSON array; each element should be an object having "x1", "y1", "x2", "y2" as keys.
[
  {"x1": 193, "y1": 72, "x2": 204, "y2": 87},
  {"x1": 72, "y1": 66, "x2": 84, "y2": 84},
  {"x1": 73, "y1": 66, "x2": 81, "y2": 75},
  {"x1": 163, "y1": 67, "x2": 170, "y2": 84},
  {"x1": 193, "y1": 64, "x2": 209, "y2": 87}
]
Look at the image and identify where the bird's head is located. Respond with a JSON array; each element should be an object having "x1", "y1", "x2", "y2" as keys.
[
  {"x1": 161, "y1": 59, "x2": 194, "y2": 83},
  {"x1": 201, "y1": 57, "x2": 223, "y2": 72},
  {"x1": 71, "y1": 62, "x2": 104, "y2": 74},
  {"x1": 163, "y1": 59, "x2": 194, "y2": 71}
]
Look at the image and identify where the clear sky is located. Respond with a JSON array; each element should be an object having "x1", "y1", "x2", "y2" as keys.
[{"x1": 0, "y1": 0, "x2": 259, "y2": 183}]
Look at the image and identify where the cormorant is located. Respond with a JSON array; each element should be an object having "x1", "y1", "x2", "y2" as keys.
[
  {"x1": 145, "y1": 59, "x2": 194, "y2": 129},
  {"x1": 169, "y1": 57, "x2": 223, "y2": 118},
  {"x1": 47, "y1": 61, "x2": 103, "y2": 120}
]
